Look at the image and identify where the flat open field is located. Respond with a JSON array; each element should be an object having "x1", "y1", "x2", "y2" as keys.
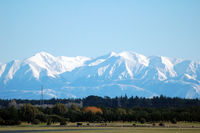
[
  {"x1": 0, "y1": 127, "x2": 200, "y2": 133},
  {"x1": 0, "y1": 122, "x2": 200, "y2": 133}
]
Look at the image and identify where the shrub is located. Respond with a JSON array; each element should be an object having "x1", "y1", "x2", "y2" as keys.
[
  {"x1": 48, "y1": 115, "x2": 62, "y2": 123},
  {"x1": 47, "y1": 119, "x2": 51, "y2": 126},
  {"x1": 171, "y1": 118, "x2": 177, "y2": 124},
  {"x1": 14, "y1": 120, "x2": 21, "y2": 125},
  {"x1": 159, "y1": 122, "x2": 165, "y2": 127},
  {"x1": 101, "y1": 123, "x2": 107, "y2": 127},
  {"x1": 0, "y1": 117, "x2": 21, "y2": 125},
  {"x1": 140, "y1": 118, "x2": 146, "y2": 124},
  {"x1": 65, "y1": 118, "x2": 70, "y2": 122},
  {"x1": 4, "y1": 120, "x2": 21, "y2": 125},
  {"x1": 60, "y1": 120, "x2": 67, "y2": 126},
  {"x1": 77, "y1": 122, "x2": 82, "y2": 127},
  {"x1": 0, "y1": 117, "x2": 4, "y2": 125},
  {"x1": 36, "y1": 113, "x2": 47, "y2": 123},
  {"x1": 31, "y1": 119, "x2": 40, "y2": 125}
]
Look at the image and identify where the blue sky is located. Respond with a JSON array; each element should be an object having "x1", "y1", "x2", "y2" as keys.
[{"x1": 0, "y1": 0, "x2": 200, "y2": 63}]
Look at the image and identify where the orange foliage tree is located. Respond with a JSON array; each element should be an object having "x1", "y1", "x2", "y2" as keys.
[{"x1": 83, "y1": 106, "x2": 103, "y2": 114}]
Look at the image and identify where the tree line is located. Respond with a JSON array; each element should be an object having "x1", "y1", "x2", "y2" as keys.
[
  {"x1": 0, "y1": 95, "x2": 200, "y2": 108},
  {"x1": 83, "y1": 95, "x2": 200, "y2": 108},
  {"x1": 0, "y1": 103, "x2": 200, "y2": 125}
]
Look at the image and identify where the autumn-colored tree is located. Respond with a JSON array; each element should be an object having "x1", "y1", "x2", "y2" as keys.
[{"x1": 83, "y1": 106, "x2": 103, "y2": 114}]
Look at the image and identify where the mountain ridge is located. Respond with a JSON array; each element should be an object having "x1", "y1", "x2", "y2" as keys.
[{"x1": 0, "y1": 51, "x2": 199, "y2": 99}]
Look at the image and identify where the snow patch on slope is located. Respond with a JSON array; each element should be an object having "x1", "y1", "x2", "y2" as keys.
[
  {"x1": 58, "y1": 56, "x2": 91, "y2": 71},
  {"x1": 193, "y1": 85, "x2": 200, "y2": 95},
  {"x1": 184, "y1": 74, "x2": 196, "y2": 80},
  {"x1": 0, "y1": 64, "x2": 6, "y2": 77},
  {"x1": 161, "y1": 56, "x2": 177, "y2": 77},
  {"x1": 4, "y1": 60, "x2": 21, "y2": 83},
  {"x1": 89, "y1": 59, "x2": 105, "y2": 66},
  {"x1": 98, "y1": 65, "x2": 110, "y2": 76}
]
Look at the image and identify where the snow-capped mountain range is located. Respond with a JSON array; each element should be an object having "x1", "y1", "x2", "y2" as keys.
[{"x1": 0, "y1": 51, "x2": 200, "y2": 99}]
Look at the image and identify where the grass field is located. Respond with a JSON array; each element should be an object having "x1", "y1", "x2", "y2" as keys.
[
  {"x1": 0, "y1": 122, "x2": 200, "y2": 133},
  {"x1": 0, "y1": 127, "x2": 200, "y2": 133}
]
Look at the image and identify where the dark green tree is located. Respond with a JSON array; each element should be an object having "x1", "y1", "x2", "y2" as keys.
[
  {"x1": 19, "y1": 103, "x2": 40, "y2": 123},
  {"x1": 53, "y1": 103, "x2": 68, "y2": 116}
]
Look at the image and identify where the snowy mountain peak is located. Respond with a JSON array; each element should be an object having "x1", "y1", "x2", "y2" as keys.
[
  {"x1": 101, "y1": 52, "x2": 118, "y2": 59},
  {"x1": 109, "y1": 51, "x2": 118, "y2": 57},
  {"x1": 119, "y1": 51, "x2": 149, "y2": 66},
  {"x1": 35, "y1": 51, "x2": 53, "y2": 56},
  {"x1": 24, "y1": 52, "x2": 91, "y2": 79},
  {"x1": 28, "y1": 52, "x2": 53, "y2": 62}
]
